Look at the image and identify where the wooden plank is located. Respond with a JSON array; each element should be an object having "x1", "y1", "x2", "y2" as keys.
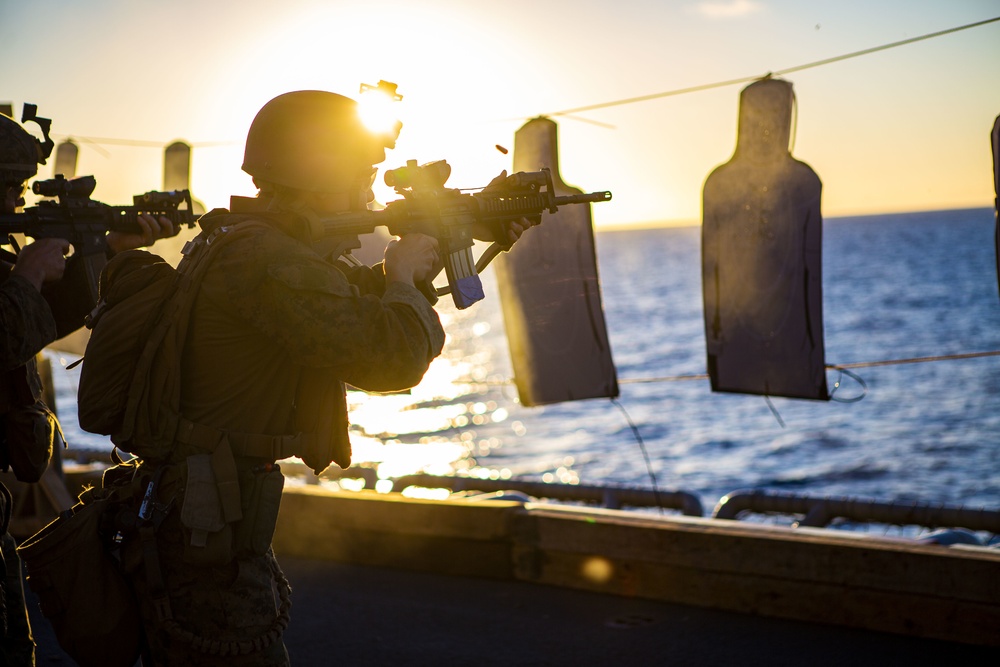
[
  {"x1": 272, "y1": 487, "x2": 519, "y2": 579},
  {"x1": 511, "y1": 506, "x2": 1000, "y2": 646},
  {"x1": 516, "y1": 506, "x2": 1000, "y2": 603},
  {"x1": 512, "y1": 546, "x2": 999, "y2": 646},
  {"x1": 275, "y1": 486, "x2": 519, "y2": 540}
]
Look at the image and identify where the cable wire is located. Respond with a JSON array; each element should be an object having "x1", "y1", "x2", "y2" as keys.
[
  {"x1": 615, "y1": 350, "x2": 1000, "y2": 385},
  {"x1": 830, "y1": 350, "x2": 1000, "y2": 369},
  {"x1": 611, "y1": 398, "x2": 664, "y2": 514},
  {"x1": 543, "y1": 15, "x2": 1000, "y2": 118},
  {"x1": 49, "y1": 134, "x2": 237, "y2": 149},
  {"x1": 46, "y1": 17, "x2": 1000, "y2": 148}
]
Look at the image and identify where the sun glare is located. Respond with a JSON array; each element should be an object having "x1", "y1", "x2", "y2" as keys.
[{"x1": 358, "y1": 80, "x2": 403, "y2": 137}]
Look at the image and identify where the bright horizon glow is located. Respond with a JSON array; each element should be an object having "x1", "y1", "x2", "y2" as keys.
[{"x1": 1, "y1": 1, "x2": 998, "y2": 228}]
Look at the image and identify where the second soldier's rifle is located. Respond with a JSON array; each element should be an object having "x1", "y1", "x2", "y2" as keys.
[
  {"x1": 323, "y1": 159, "x2": 612, "y2": 309},
  {"x1": 0, "y1": 174, "x2": 198, "y2": 301}
]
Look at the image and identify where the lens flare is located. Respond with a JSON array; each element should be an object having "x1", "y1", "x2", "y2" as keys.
[
  {"x1": 581, "y1": 557, "x2": 614, "y2": 584},
  {"x1": 358, "y1": 80, "x2": 402, "y2": 136}
]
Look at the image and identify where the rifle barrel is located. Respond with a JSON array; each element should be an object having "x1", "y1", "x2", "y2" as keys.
[{"x1": 554, "y1": 191, "x2": 613, "y2": 205}]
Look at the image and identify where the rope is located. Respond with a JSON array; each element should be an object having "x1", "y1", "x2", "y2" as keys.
[
  {"x1": 619, "y1": 373, "x2": 708, "y2": 384},
  {"x1": 830, "y1": 349, "x2": 1000, "y2": 369},
  {"x1": 828, "y1": 367, "x2": 868, "y2": 404},
  {"x1": 611, "y1": 398, "x2": 664, "y2": 514},
  {"x1": 614, "y1": 350, "x2": 1000, "y2": 385},
  {"x1": 543, "y1": 15, "x2": 1000, "y2": 118},
  {"x1": 48, "y1": 135, "x2": 235, "y2": 149},
  {"x1": 43, "y1": 17, "x2": 1000, "y2": 149}
]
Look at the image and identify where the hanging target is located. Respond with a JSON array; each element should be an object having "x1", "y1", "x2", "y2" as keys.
[
  {"x1": 54, "y1": 140, "x2": 78, "y2": 179},
  {"x1": 496, "y1": 117, "x2": 618, "y2": 406},
  {"x1": 702, "y1": 77, "x2": 828, "y2": 400}
]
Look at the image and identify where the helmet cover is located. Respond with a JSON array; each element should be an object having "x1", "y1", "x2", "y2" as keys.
[
  {"x1": 242, "y1": 90, "x2": 394, "y2": 194},
  {"x1": 0, "y1": 106, "x2": 53, "y2": 184}
]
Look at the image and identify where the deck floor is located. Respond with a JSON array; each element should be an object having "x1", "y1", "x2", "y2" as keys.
[{"x1": 28, "y1": 554, "x2": 993, "y2": 666}]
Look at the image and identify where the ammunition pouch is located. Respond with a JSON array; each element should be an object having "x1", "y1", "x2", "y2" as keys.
[
  {"x1": 178, "y1": 455, "x2": 285, "y2": 565},
  {"x1": 235, "y1": 464, "x2": 284, "y2": 558},
  {"x1": 1, "y1": 399, "x2": 63, "y2": 483},
  {"x1": 174, "y1": 424, "x2": 288, "y2": 565},
  {"x1": 179, "y1": 453, "x2": 233, "y2": 565},
  {"x1": 113, "y1": 454, "x2": 291, "y2": 657},
  {"x1": 16, "y1": 489, "x2": 142, "y2": 667}
]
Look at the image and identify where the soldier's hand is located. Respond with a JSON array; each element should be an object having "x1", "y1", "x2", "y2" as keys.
[
  {"x1": 384, "y1": 233, "x2": 441, "y2": 286},
  {"x1": 503, "y1": 216, "x2": 537, "y2": 245},
  {"x1": 106, "y1": 214, "x2": 176, "y2": 255},
  {"x1": 11, "y1": 237, "x2": 70, "y2": 291},
  {"x1": 473, "y1": 170, "x2": 540, "y2": 246},
  {"x1": 482, "y1": 170, "x2": 510, "y2": 194},
  {"x1": 471, "y1": 216, "x2": 538, "y2": 247}
]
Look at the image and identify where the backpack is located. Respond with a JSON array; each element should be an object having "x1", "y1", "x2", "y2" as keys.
[{"x1": 77, "y1": 218, "x2": 271, "y2": 462}]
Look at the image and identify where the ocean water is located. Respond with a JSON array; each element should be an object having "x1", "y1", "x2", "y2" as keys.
[{"x1": 49, "y1": 207, "x2": 1000, "y2": 517}]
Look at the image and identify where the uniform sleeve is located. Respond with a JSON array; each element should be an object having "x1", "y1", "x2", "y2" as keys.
[
  {"x1": 214, "y1": 236, "x2": 446, "y2": 393},
  {"x1": 337, "y1": 261, "x2": 387, "y2": 297},
  {"x1": 339, "y1": 260, "x2": 440, "y2": 305},
  {"x1": 0, "y1": 273, "x2": 58, "y2": 371}
]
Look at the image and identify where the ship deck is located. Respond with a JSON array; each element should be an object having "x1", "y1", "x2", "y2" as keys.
[
  {"x1": 28, "y1": 554, "x2": 994, "y2": 666},
  {"x1": 17, "y1": 475, "x2": 1000, "y2": 665}
]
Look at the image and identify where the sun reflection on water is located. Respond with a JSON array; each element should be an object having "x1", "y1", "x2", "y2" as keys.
[
  {"x1": 341, "y1": 306, "x2": 518, "y2": 482},
  {"x1": 338, "y1": 286, "x2": 572, "y2": 490}
]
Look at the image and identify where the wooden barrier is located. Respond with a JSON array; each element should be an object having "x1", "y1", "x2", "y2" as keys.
[
  {"x1": 271, "y1": 486, "x2": 1000, "y2": 647},
  {"x1": 274, "y1": 486, "x2": 519, "y2": 579}
]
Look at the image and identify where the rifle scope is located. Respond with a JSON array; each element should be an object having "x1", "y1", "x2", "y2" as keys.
[{"x1": 33, "y1": 174, "x2": 96, "y2": 200}]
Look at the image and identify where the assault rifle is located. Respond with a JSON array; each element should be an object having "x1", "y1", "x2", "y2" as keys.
[
  {"x1": 324, "y1": 159, "x2": 612, "y2": 309},
  {"x1": 0, "y1": 174, "x2": 198, "y2": 300}
]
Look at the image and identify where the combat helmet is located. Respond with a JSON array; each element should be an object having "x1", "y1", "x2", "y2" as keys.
[
  {"x1": 242, "y1": 90, "x2": 400, "y2": 195},
  {"x1": 0, "y1": 104, "x2": 54, "y2": 185}
]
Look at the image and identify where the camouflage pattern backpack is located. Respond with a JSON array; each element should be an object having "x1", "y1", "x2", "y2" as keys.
[{"x1": 77, "y1": 218, "x2": 271, "y2": 462}]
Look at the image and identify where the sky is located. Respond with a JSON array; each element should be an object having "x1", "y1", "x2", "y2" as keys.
[{"x1": 2, "y1": 0, "x2": 998, "y2": 228}]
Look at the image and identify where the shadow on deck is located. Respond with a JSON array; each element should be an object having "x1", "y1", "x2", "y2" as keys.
[{"x1": 28, "y1": 553, "x2": 994, "y2": 666}]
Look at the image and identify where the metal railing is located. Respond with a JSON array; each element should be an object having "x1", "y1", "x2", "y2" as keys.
[
  {"x1": 389, "y1": 473, "x2": 705, "y2": 516},
  {"x1": 61, "y1": 451, "x2": 999, "y2": 536},
  {"x1": 713, "y1": 488, "x2": 1000, "y2": 533}
]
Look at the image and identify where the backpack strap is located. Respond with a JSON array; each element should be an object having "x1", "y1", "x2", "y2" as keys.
[{"x1": 117, "y1": 225, "x2": 226, "y2": 444}]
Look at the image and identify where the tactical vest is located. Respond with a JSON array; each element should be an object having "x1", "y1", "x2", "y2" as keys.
[{"x1": 78, "y1": 215, "x2": 350, "y2": 474}]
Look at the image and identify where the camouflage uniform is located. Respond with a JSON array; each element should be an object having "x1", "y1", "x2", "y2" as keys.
[
  {"x1": 1, "y1": 106, "x2": 63, "y2": 667},
  {"x1": 0, "y1": 269, "x2": 58, "y2": 667},
  {"x1": 177, "y1": 202, "x2": 444, "y2": 465},
  {"x1": 0, "y1": 273, "x2": 58, "y2": 371},
  {"x1": 123, "y1": 200, "x2": 445, "y2": 666}
]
